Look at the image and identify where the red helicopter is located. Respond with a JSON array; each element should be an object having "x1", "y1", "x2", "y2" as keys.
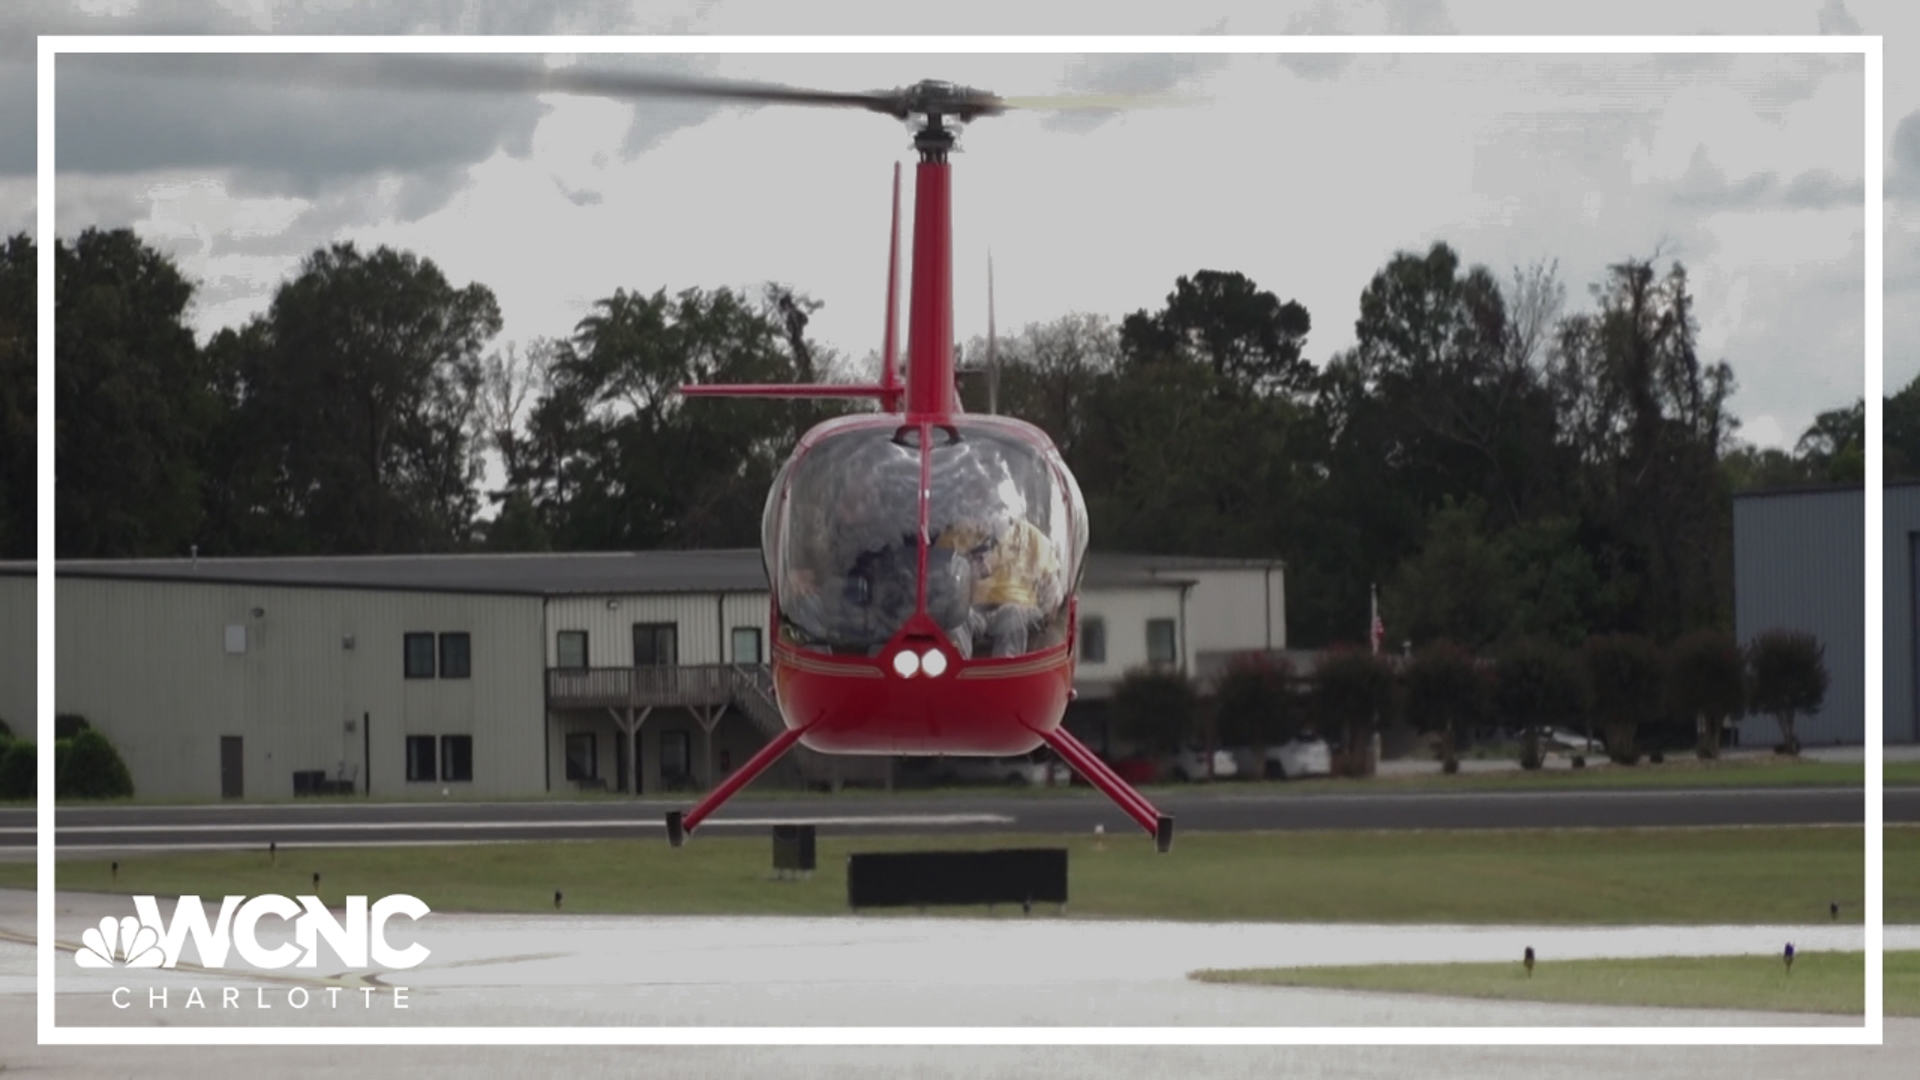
[
  {"x1": 206, "y1": 57, "x2": 1177, "y2": 849},
  {"x1": 641, "y1": 76, "x2": 1175, "y2": 852}
]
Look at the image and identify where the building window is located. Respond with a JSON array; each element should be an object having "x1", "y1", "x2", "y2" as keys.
[
  {"x1": 440, "y1": 735, "x2": 473, "y2": 783},
  {"x1": 731, "y1": 626, "x2": 762, "y2": 664},
  {"x1": 565, "y1": 732, "x2": 597, "y2": 781},
  {"x1": 1147, "y1": 618, "x2": 1178, "y2": 667},
  {"x1": 1080, "y1": 617, "x2": 1107, "y2": 664},
  {"x1": 633, "y1": 623, "x2": 677, "y2": 666},
  {"x1": 405, "y1": 735, "x2": 436, "y2": 782},
  {"x1": 557, "y1": 630, "x2": 589, "y2": 670},
  {"x1": 439, "y1": 632, "x2": 471, "y2": 679},
  {"x1": 404, "y1": 634, "x2": 435, "y2": 679},
  {"x1": 660, "y1": 730, "x2": 691, "y2": 784}
]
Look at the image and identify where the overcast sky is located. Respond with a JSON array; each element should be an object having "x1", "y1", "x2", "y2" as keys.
[{"x1": 6, "y1": 0, "x2": 1912, "y2": 457}]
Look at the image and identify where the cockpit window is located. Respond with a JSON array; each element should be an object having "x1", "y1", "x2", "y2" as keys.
[
  {"x1": 776, "y1": 428, "x2": 922, "y2": 654},
  {"x1": 772, "y1": 420, "x2": 1083, "y2": 659}
]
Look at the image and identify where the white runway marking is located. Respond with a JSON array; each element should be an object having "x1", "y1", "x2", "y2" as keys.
[{"x1": 49, "y1": 813, "x2": 1016, "y2": 834}]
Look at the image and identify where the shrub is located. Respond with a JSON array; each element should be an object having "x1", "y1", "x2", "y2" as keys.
[
  {"x1": 1314, "y1": 649, "x2": 1394, "y2": 776},
  {"x1": 54, "y1": 714, "x2": 90, "y2": 740},
  {"x1": 1667, "y1": 629, "x2": 1745, "y2": 760},
  {"x1": 1111, "y1": 667, "x2": 1198, "y2": 758},
  {"x1": 57, "y1": 728, "x2": 134, "y2": 799},
  {"x1": 1747, "y1": 629, "x2": 1829, "y2": 755},
  {"x1": 1402, "y1": 641, "x2": 1486, "y2": 773},
  {"x1": 0, "y1": 741, "x2": 32, "y2": 800},
  {"x1": 1492, "y1": 638, "x2": 1589, "y2": 770},
  {"x1": 1215, "y1": 653, "x2": 1300, "y2": 779},
  {"x1": 1584, "y1": 633, "x2": 1663, "y2": 765}
]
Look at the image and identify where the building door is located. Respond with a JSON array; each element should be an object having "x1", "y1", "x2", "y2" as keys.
[{"x1": 220, "y1": 736, "x2": 243, "y2": 799}]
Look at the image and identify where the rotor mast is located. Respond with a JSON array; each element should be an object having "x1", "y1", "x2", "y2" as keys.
[{"x1": 905, "y1": 114, "x2": 959, "y2": 421}]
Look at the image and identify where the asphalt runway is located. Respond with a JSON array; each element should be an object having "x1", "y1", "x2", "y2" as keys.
[
  {"x1": 12, "y1": 785, "x2": 1894, "y2": 854},
  {"x1": 4, "y1": 889, "x2": 1919, "y2": 1079}
]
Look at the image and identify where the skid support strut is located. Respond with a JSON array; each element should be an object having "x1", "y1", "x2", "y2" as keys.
[
  {"x1": 667, "y1": 724, "x2": 810, "y2": 847},
  {"x1": 1037, "y1": 725, "x2": 1173, "y2": 853}
]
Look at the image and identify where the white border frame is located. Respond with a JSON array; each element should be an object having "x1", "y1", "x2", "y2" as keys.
[{"x1": 35, "y1": 33, "x2": 1884, "y2": 1046}]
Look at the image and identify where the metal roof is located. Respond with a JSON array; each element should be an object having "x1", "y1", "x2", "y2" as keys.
[{"x1": 41, "y1": 549, "x2": 1281, "y2": 597}]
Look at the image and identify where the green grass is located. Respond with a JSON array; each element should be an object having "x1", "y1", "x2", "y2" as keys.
[
  {"x1": 0, "y1": 825, "x2": 1891, "y2": 925},
  {"x1": 1193, "y1": 949, "x2": 1920, "y2": 1018},
  {"x1": 2, "y1": 753, "x2": 1893, "y2": 809}
]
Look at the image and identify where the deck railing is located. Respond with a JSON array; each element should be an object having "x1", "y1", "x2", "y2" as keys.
[{"x1": 546, "y1": 664, "x2": 741, "y2": 709}]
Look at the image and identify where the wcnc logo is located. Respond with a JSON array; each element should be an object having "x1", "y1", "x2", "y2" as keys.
[{"x1": 74, "y1": 895, "x2": 431, "y2": 971}]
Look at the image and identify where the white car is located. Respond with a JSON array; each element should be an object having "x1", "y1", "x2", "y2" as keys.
[
  {"x1": 1229, "y1": 738, "x2": 1333, "y2": 780},
  {"x1": 1540, "y1": 727, "x2": 1602, "y2": 755},
  {"x1": 937, "y1": 752, "x2": 1072, "y2": 787},
  {"x1": 1164, "y1": 747, "x2": 1239, "y2": 782}
]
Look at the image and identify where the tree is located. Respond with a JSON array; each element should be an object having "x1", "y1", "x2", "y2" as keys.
[
  {"x1": 1747, "y1": 628, "x2": 1829, "y2": 755},
  {"x1": 1492, "y1": 639, "x2": 1589, "y2": 769},
  {"x1": 1119, "y1": 269, "x2": 1313, "y2": 399},
  {"x1": 1402, "y1": 641, "x2": 1485, "y2": 773},
  {"x1": 212, "y1": 242, "x2": 499, "y2": 554},
  {"x1": 1381, "y1": 497, "x2": 1513, "y2": 651},
  {"x1": 1214, "y1": 652, "x2": 1300, "y2": 780},
  {"x1": 1666, "y1": 629, "x2": 1745, "y2": 760},
  {"x1": 1549, "y1": 258, "x2": 1736, "y2": 640},
  {"x1": 956, "y1": 311, "x2": 1117, "y2": 458},
  {"x1": 1109, "y1": 667, "x2": 1197, "y2": 761},
  {"x1": 1793, "y1": 398, "x2": 1864, "y2": 485},
  {"x1": 1583, "y1": 633, "x2": 1664, "y2": 764},
  {"x1": 1888, "y1": 374, "x2": 1920, "y2": 482},
  {"x1": 0, "y1": 234, "x2": 32, "y2": 560},
  {"x1": 55, "y1": 228, "x2": 219, "y2": 558},
  {"x1": 521, "y1": 285, "x2": 840, "y2": 550},
  {"x1": 1312, "y1": 649, "x2": 1394, "y2": 776}
]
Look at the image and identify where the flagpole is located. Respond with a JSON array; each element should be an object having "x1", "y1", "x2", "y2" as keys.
[{"x1": 1370, "y1": 583, "x2": 1379, "y2": 657}]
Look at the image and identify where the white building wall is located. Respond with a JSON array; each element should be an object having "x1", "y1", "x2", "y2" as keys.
[
  {"x1": 1178, "y1": 566, "x2": 1285, "y2": 658},
  {"x1": 56, "y1": 578, "x2": 545, "y2": 800},
  {"x1": 544, "y1": 591, "x2": 771, "y2": 667},
  {"x1": 0, "y1": 572, "x2": 33, "y2": 737},
  {"x1": 1072, "y1": 584, "x2": 1186, "y2": 692}
]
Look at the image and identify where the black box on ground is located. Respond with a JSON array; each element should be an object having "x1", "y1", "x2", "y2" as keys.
[{"x1": 847, "y1": 848, "x2": 1068, "y2": 910}]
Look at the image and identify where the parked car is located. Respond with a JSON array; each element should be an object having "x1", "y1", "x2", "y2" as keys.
[
  {"x1": 936, "y1": 750, "x2": 1072, "y2": 787},
  {"x1": 1163, "y1": 746, "x2": 1238, "y2": 782},
  {"x1": 1540, "y1": 727, "x2": 1601, "y2": 755},
  {"x1": 1229, "y1": 738, "x2": 1333, "y2": 780}
]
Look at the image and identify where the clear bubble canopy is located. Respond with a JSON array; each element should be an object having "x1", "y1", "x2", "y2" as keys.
[{"x1": 770, "y1": 417, "x2": 1087, "y2": 661}]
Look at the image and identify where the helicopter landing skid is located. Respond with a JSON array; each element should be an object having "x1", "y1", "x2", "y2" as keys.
[
  {"x1": 668, "y1": 723, "x2": 811, "y2": 847},
  {"x1": 1036, "y1": 725, "x2": 1173, "y2": 853}
]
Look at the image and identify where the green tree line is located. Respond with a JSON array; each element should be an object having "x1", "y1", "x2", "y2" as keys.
[{"x1": 0, "y1": 228, "x2": 1869, "y2": 651}]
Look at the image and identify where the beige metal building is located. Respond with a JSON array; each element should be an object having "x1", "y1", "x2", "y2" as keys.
[{"x1": 47, "y1": 550, "x2": 1286, "y2": 801}]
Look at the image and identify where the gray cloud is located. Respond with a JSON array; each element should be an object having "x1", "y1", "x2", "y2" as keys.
[
  {"x1": 1892, "y1": 110, "x2": 1920, "y2": 200},
  {"x1": 0, "y1": 64, "x2": 29, "y2": 176},
  {"x1": 555, "y1": 177, "x2": 604, "y2": 207},
  {"x1": 1782, "y1": 169, "x2": 1863, "y2": 209},
  {"x1": 0, "y1": 1, "x2": 689, "y2": 179},
  {"x1": 1818, "y1": 0, "x2": 1865, "y2": 35},
  {"x1": 54, "y1": 55, "x2": 550, "y2": 221}
]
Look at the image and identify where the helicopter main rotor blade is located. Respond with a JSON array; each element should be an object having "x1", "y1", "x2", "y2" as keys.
[
  {"x1": 94, "y1": 54, "x2": 1196, "y2": 121},
  {"x1": 157, "y1": 54, "x2": 902, "y2": 114},
  {"x1": 332, "y1": 55, "x2": 907, "y2": 113}
]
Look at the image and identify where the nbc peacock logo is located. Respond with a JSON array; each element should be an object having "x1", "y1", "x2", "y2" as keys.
[{"x1": 76, "y1": 915, "x2": 165, "y2": 969}]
